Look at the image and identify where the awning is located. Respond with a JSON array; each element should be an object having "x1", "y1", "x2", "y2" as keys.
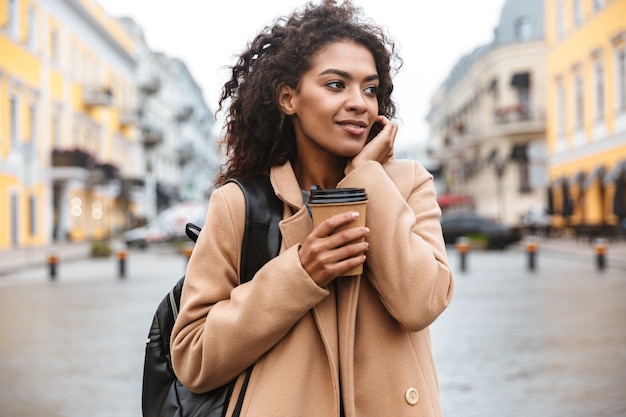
[
  {"x1": 569, "y1": 170, "x2": 586, "y2": 186},
  {"x1": 437, "y1": 193, "x2": 474, "y2": 208},
  {"x1": 546, "y1": 185, "x2": 554, "y2": 215},
  {"x1": 583, "y1": 166, "x2": 606, "y2": 190},
  {"x1": 614, "y1": 177, "x2": 625, "y2": 218},
  {"x1": 511, "y1": 72, "x2": 530, "y2": 88},
  {"x1": 562, "y1": 180, "x2": 573, "y2": 217},
  {"x1": 604, "y1": 160, "x2": 626, "y2": 185}
]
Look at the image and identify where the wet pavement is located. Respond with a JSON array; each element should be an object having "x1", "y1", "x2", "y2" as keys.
[
  {"x1": 0, "y1": 241, "x2": 625, "y2": 417},
  {"x1": 0, "y1": 247, "x2": 186, "y2": 417},
  {"x1": 431, "y1": 247, "x2": 626, "y2": 417}
]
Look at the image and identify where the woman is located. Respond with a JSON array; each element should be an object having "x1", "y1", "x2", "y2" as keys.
[{"x1": 171, "y1": 1, "x2": 454, "y2": 416}]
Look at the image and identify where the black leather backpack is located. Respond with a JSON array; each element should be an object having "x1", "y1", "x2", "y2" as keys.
[{"x1": 141, "y1": 176, "x2": 282, "y2": 417}]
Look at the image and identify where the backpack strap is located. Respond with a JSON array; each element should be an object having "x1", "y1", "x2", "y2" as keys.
[
  {"x1": 228, "y1": 175, "x2": 283, "y2": 284},
  {"x1": 179, "y1": 174, "x2": 282, "y2": 314},
  {"x1": 224, "y1": 175, "x2": 282, "y2": 417}
]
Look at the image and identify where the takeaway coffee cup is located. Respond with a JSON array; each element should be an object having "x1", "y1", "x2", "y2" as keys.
[{"x1": 309, "y1": 187, "x2": 368, "y2": 275}]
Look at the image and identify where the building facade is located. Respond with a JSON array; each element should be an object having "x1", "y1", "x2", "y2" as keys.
[
  {"x1": 119, "y1": 17, "x2": 217, "y2": 225},
  {"x1": 0, "y1": 0, "x2": 217, "y2": 250},
  {"x1": 545, "y1": 0, "x2": 626, "y2": 238},
  {"x1": 0, "y1": 0, "x2": 140, "y2": 248},
  {"x1": 427, "y1": 0, "x2": 548, "y2": 226}
]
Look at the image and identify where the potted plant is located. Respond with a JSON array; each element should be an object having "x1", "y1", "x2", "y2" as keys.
[{"x1": 90, "y1": 240, "x2": 112, "y2": 258}]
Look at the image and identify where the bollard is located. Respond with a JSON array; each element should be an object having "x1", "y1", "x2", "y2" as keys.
[
  {"x1": 117, "y1": 250, "x2": 128, "y2": 279},
  {"x1": 48, "y1": 253, "x2": 58, "y2": 281},
  {"x1": 182, "y1": 245, "x2": 194, "y2": 267},
  {"x1": 594, "y1": 238, "x2": 607, "y2": 271},
  {"x1": 525, "y1": 237, "x2": 539, "y2": 271},
  {"x1": 455, "y1": 237, "x2": 470, "y2": 273}
]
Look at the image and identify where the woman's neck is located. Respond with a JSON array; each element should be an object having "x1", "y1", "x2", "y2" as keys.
[{"x1": 292, "y1": 154, "x2": 346, "y2": 190}]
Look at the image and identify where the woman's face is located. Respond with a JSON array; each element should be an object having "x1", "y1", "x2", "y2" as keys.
[{"x1": 282, "y1": 40, "x2": 379, "y2": 161}]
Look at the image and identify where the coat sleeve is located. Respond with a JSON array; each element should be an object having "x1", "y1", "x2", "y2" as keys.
[
  {"x1": 170, "y1": 182, "x2": 328, "y2": 394},
  {"x1": 339, "y1": 160, "x2": 454, "y2": 332}
]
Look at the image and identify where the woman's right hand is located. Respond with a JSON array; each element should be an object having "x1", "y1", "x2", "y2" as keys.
[
  {"x1": 344, "y1": 115, "x2": 397, "y2": 175},
  {"x1": 298, "y1": 212, "x2": 370, "y2": 287}
]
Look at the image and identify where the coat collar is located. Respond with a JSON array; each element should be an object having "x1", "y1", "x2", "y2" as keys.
[{"x1": 270, "y1": 161, "x2": 305, "y2": 211}]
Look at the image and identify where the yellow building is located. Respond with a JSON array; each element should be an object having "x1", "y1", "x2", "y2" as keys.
[
  {"x1": 0, "y1": 0, "x2": 139, "y2": 249},
  {"x1": 545, "y1": 0, "x2": 626, "y2": 238}
]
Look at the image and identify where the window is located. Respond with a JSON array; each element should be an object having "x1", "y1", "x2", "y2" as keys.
[
  {"x1": 52, "y1": 113, "x2": 61, "y2": 148},
  {"x1": 27, "y1": 7, "x2": 36, "y2": 50},
  {"x1": 515, "y1": 17, "x2": 532, "y2": 41},
  {"x1": 574, "y1": 73, "x2": 584, "y2": 129},
  {"x1": 511, "y1": 144, "x2": 531, "y2": 193},
  {"x1": 8, "y1": 0, "x2": 19, "y2": 40},
  {"x1": 10, "y1": 96, "x2": 18, "y2": 145},
  {"x1": 617, "y1": 47, "x2": 626, "y2": 111},
  {"x1": 593, "y1": 0, "x2": 604, "y2": 12},
  {"x1": 520, "y1": 89, "x2": 530, "y2": 114},
  {"x1": 11, "y1": 193, "x2": 18, "y2": 247},
  {"x1": 557, "y1": 80, "x2": 566, "y2": 137},
  {"x1": 594, "y1": 59, "x2": 605, "y2": 120},
  {"x1": 573, "y1": 0, "x2": 583, "y2": 27},
  {"x1": 556, "y1": 1, "x2": 565, "y2": 40},
  {"x1": 29, "y1": 195, "x2": 37, "y2": 236},
  {"x1": 51, "y1": 29, "x2": 59, "y2": 64},
  {"x1": 72, "y1": 44, "x2": 79, "y2": 79},
  {"x1": 28, "y1": 103, "x2": 37, "y2": 156},
  {"x1": 518, "y1": 160, "x2": 531, "y2": 193}
]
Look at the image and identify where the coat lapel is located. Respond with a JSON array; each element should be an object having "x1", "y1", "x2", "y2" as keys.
[{"x1": 272, "y1": 162, "x2": 343, "y2": 399}]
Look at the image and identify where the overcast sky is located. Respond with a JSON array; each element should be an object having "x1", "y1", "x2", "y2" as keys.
[{"x1": 100, "y1": 0, "x2": 506, "y2": 152}]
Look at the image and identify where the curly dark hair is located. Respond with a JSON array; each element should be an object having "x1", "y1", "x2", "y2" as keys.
[{"x1": 215, "y1": 0, "x2": 402, "y2": 185}]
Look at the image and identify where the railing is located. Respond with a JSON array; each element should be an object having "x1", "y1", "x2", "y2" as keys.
[
  {"x1": 51, "y1": 148, "x2": 93, "y2": 169},
  {"x1": 142, "y1": 125, "x2": 164, "y2": 148}
]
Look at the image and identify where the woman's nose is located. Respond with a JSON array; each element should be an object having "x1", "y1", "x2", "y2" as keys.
[{"x1": 345, "y1": 88, "x2": 368, "y2": 112}]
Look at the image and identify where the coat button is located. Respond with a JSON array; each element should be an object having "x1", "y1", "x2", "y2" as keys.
[{"x1": 405, "y1": 387, "x2": 419, "y2": 405}]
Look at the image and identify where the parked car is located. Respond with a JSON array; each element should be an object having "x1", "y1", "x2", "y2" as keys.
[
  {"x1": 439, "y1": 211, "x2": 521, "y2": 249},
  {"x1": 123, "y1": 201, "x2": 207, "y2": 248}
]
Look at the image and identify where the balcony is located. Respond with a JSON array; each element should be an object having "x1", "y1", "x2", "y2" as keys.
[
  {"x1": 83, "y1": 86, "x2": 113, "y2": 107},
  {"x1": 494, "y1": 104, "x2": 530, "y2": 124},
  {"x1": 119, "y1": 108, "x2": 140, "y2": 127},
  {"x1": 175, "y1": 105, "x2": 194, "y2": 123},
  {"x1": 94, "y1": 162, "x2": 120, "y2": 181},
  {"x1": 139, "y1": 76, "x2": 161, "y2": 96},
  {"x1": 51, "y1": 148, "x2": 94, "y2": 169},
  {"x1": 142, "y1": 125, "x2": 164, "y2": 149},
  {"x1": 492, "y1": 105, "x2": 545, "y2": 137}
]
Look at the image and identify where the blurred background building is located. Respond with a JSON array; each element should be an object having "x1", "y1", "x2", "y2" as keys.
[
  {"x1": 545, "y1": 0, "x2": 626, "y2": 238},
  {"x1": 427, "y1": 0, "x2": 626, "y2": 240},
  {"x1": 2, "y1": 0, "x2": 625, "y2": 251},
  {"x1": 0, "y1": 0, "x2": 216, "y2": 250},
  {"x1": 427, "y1": 0, "x2": 548, "y2": 226}
]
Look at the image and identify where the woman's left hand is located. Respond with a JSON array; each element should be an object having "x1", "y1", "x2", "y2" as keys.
[{"x1": 344, "y1": 115, "x2": 397, "y2": 175}]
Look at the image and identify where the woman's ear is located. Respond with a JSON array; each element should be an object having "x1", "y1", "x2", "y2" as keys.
[{"x1": 277, "y1": 83, "x2": 296, "y2": 115}]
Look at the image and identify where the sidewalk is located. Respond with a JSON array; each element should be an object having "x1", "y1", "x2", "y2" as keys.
[
  {"x1": 1, "y1": 236, "x2": 625, "y2": 277},
  {"x1": 0, "y1": 241, "x2": 92, "y2": 276},
  {"x1": 515, "y1": 235, "x2": 626, "y2": 271}
]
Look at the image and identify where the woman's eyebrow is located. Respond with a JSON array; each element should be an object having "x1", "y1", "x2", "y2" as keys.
[{"x1": 318, "y1": 68, "x2": 379, "y2": 82}]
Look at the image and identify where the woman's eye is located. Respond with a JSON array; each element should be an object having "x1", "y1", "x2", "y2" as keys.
[
  {"x1": 364, "y1": 85, "x2": 378, "y2": 95},
  {"x1": 326, "y1": 81, "x2": 345, "y2": 89}
]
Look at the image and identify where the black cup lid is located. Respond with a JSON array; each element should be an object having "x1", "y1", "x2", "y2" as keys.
[{"x1": 309, "y1": 187, "x2": 367, "y2": 204}]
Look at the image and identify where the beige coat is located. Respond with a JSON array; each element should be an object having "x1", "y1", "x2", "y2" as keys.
[{"x1": 171, "y1": 159, "x2": 454, "y2": 417}]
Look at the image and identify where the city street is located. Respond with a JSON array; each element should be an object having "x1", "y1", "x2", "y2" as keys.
[{"x1": 0, "y1": 243, "x2": 625, "y2": 417}]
